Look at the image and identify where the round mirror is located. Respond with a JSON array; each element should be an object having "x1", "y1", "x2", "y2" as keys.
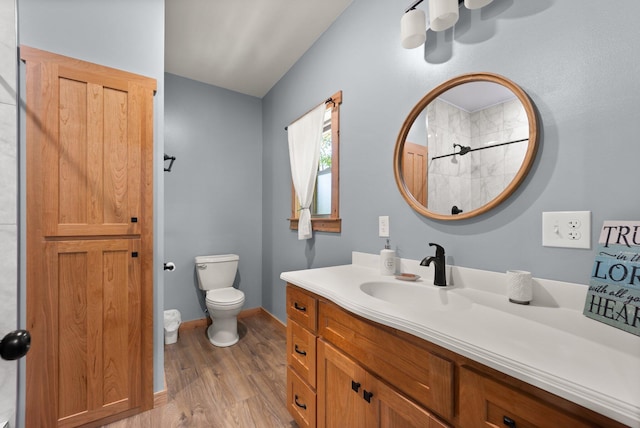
[{"x1": 393, "y1": 73, "x2": 538, "y2": 221}]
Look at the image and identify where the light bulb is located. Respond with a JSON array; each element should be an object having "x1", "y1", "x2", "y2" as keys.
[
  {"x1": 401, "y1": 9, "x2": 427, "y2": 49},
  {"x1": 464, "y1": 0, "x2": 493, "y2": 10},
  {"x1": 428, "y1": 0, "x2": 459, "y2": 32}
]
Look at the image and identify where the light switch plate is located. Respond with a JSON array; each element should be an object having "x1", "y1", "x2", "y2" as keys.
[{"x1": 542, "y1": 211, "x2": 591, "y2": 249}]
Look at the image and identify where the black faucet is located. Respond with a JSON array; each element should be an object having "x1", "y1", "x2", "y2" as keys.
[{"x1": 420, "y1": 243, "x2": 447, "y2": 286}]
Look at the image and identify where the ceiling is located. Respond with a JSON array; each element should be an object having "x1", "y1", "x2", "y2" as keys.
[
  {"x1": 165, "y1": 0, "x2": 353, "y2": 98},
  {"x1": 439, "y1": 81, "x2": 516, "y2": 113}
]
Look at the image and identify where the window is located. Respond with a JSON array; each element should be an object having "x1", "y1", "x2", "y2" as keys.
[{"x1": 290, "y1": 90, "x2": 342, "y2": 233}]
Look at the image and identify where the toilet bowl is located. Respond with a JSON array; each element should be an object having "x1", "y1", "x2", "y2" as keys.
[
  {"x1": 195, "y1": 254, "x2": 245, "y2": 347},
  {"x1": 205, "y1": 287, "x2": 245, "y2": 346}
]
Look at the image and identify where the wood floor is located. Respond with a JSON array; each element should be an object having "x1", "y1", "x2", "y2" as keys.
[{"x1": 102, "y1": 310, "x2": 297, "y2": 428}]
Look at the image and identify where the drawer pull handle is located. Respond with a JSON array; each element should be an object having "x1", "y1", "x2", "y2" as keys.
[
  {"x1": 294, "y1": 344, "x2": 307, "y2": 356},
  {"x1": 363, "y1": 390, "x2": 374, "y2": 403},
  {"x1": 294, "y1": 302, "x2": 307, "y2": 312},
  {"x1": 294, "y1": 394, "x2": 307, "y2": 410},
  {"x1": 503, "y1": 416, "x2": 516, "y2": 427},
  {"x1": 351, "y1": 380, "x2": 361, "y2": 393}
]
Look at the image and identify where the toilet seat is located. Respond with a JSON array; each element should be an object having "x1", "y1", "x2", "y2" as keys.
[{"x1": 206, "y1": 288, "x2": 245, "y2": 306}]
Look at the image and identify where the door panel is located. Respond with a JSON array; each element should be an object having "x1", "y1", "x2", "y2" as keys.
[
  {"x1": 41, "y1": 57, "x2": 146, "y2": 237},
  {"x1": 49, "y1": 239, "x2": 141, "y2": 425},
  {"x1": 57, "y1": 249, "x2": 90, "y2": 418},
  {"x1": 58, "y1": 77, "x2": 89, "y2": 226},
  {"x1": 103, "y1": 86, "x2": 135, "y2": 226}
]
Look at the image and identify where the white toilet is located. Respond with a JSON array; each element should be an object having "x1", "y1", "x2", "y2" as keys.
[{"x1": 195, "y1": 254, "x2": 245, "y2": 347}]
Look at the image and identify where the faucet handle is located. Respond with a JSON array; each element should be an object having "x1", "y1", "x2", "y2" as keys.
[{"x1": 429, "y1": 243, "x2": 445, "y2": 257}]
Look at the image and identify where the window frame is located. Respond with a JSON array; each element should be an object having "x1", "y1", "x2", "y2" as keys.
[{"x1": 289, "y1": 90, "x2": 342, "y2": 233}]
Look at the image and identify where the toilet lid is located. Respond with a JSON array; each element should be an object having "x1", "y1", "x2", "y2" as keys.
[{"x1": 206, "y1": 288, "x2": 245, "y2": 306}]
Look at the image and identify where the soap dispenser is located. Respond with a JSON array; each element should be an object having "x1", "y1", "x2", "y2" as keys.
[{"x1": 380, "y1": 239, "x2": 396, "y2": 276}]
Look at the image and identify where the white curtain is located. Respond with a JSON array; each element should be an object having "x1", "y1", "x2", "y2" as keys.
[{"x1": 287, "y1": 104, "x2": 326, "y2": 240}]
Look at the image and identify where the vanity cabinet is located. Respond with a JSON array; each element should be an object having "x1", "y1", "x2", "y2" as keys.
[
  {"x1": 285, "y1": 284, "x2": 625, "y2": 428},
  {"x1": 287, "y1": 284, "x2": 448, "y2": 428}
]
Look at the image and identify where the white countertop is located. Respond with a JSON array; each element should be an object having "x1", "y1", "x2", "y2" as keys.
[{"x1": 280, "y1": 252, "x2": 640, "y2": 427}]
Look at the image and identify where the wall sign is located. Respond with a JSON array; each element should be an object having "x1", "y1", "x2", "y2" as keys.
[{"x1": 583, "y1": 221, "x2": 640, "y2": 336}]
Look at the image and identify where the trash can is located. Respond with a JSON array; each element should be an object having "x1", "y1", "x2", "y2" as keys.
[{"x1": 163, "y1": 309, "x2": 181, "y2": 345}]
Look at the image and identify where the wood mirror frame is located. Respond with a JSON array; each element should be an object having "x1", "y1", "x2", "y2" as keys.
[{"x1": 393, "y1": 72, "x2": 538, "y2": 221}]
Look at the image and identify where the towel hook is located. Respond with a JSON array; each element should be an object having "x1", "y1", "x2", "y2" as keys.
[{"x1": 164, "y1": 153, "x2": 176, "y2": 172}]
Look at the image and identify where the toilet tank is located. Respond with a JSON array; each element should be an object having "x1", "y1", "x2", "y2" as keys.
[{"x1": 195, "y1": 254, "x2": 239, "y2": 291}]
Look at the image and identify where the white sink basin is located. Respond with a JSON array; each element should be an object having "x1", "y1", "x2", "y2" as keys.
[{"x1": 359, "y1": 281, "x2": 472, "y2": 312}]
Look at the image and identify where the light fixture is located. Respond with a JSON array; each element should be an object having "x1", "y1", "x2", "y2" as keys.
[
  {"x1": 401, "y1": 8, "x2": 427, "y2": 49},
  {"x1": 401, "y1": 0, "x2": 494, "y2": 49},
  {"x1": 429, "y1": 0, "x2": 459, "y2": 32},
  {"x1": 464, "y1": 0, "x2": 493, "y2": 9}
]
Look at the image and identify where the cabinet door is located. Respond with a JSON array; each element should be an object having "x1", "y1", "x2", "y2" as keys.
[
  {"x1": 26, "y1": 53, "x2": 154, "y2": 238},
  {"x1": 43, "y1": 238, "x2": 143, "y2": 426},
  {"x1": 373, "y1": 375, "x2": 447, "y2": 428},
  {"x1": 318, "y1": 300, "x2": 454, "y2": 419},
  {"x1": 317, "y1": 340, "x2": 367, "y2": 428},
  {"x1": 318, "y1": 340, "x2": 448, "y2": 428},
  {"x1": 459, "y1": 367, "x2": 593, "y2": 428}
]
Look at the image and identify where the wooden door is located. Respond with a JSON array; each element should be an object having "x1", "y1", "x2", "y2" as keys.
[
  {"x1": 402, "y1": 142, "x2": 427, "y2": 206},
  {"x1": 22, "y1": 46, "x2": 155, "y2": 427}
]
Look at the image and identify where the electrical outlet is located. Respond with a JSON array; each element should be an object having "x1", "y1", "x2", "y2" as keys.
[
  {"x1": 542, "y1": 211, "x2": 591, "y2": 249},
  {"x1": 568, "y1": 230, "x2": 581, "y2": 240},
  {"x1": 379, "y1": 216, "x2": 390, "y2": 238},
  {"x1": 568, "y1": 219, "x2": 581, "y2": 229}
]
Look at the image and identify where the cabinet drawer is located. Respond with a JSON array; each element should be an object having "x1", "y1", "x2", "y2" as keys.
[
  {"x1": 287, "y1": 319, "x2": 317, "y2": 388},
  {"x1": 287, "y1": 366, "x2": 317, "y2": 428},
  {"x1": 287, "y1": 285, "x2": 317, "y2": 332},
  {"x1": 318, "y1": 301, "x2": 454, "y2": 420},
  {"x1": 459, "y1": 366, "x2": 595, "y2": 428}
]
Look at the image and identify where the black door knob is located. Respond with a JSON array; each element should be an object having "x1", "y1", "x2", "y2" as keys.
[{"x1": 0, "y1": 330, "x2": 31, "y2": 360}]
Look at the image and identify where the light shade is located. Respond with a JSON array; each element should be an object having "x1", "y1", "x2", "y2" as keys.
[
  {"x1": 464, "y1": 0, "x2": 494, "y2": 9},
  {"x1": 428, "y1": 0, "x2": 459, "y2": 32},
  {"x1": 401, "y1": 9, "x2": 426, "y2": 49}
]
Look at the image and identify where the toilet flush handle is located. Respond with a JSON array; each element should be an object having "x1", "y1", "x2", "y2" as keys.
[{"x1": 197, "y1": 264, "x2": 207, "y2": 270}]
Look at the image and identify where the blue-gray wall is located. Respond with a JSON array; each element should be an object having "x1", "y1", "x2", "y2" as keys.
[
  {"x1": 261, "y1": 0, "x2": 640, "y2": 321},
  {"x1": 17, "y1": 0, "x2": 166, "y2": 421},
  {"x1": 164, "y1": 73, "x2": 262, "y2": 322}
]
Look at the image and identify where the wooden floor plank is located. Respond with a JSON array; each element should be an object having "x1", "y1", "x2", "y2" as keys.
[{"x1": 101, "y1": 311, "x2": 296, "y2": 428}]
